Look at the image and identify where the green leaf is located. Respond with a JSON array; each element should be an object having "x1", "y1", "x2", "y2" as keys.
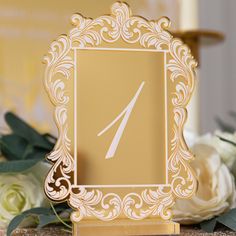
[
  {"x1": 0, "y1": 112, "x2": 56, "y2": 162},
  {"x1": 200, "y1": 208, "x2": 236, "y2": 233},
  {"x1": 24, "y1": 147, "x2": 49, "y2": 160},
  {"x1": 21, "y1": 145, "x2": 35, "y2": 159},
  {"x1": 0, "y1": 159, "x2": 43, "y2": 173},
  {"x1": 217, "y1": 208, "x2": 236, "y2": 231},
  {"x1": 54, "y1": 202, "x2": 72, "y2": 213},
  {"x1": 200, "y1": 218, "x2": 217, "y2": 233},
  {"x1": 7, "y1": 208, "x2": 52, "y2": 236},
  {"x1": 43, "y1": 133, "x2": 57, "y2": 143},
  {"x1": 0, "y1": 136, "x2": 49, "y2": 161},
  {"x1": 7, "y1": 214, "x2": 29, "y2": 236},
  {"x1": 0, "y1": 135, "x2": 28, "y2": 160},
  {"x1": 229, "y1": 111, "x2": 236, "y2": 122},
  {"x1": 5, "y1": 112, "x2": 54, "y2": 150},
  {"x1": 50, "y1": 202, "x2": 72, "y2": 229},
  {"x1": 215, "y1": 117, "x2": 235, "y2": 133},
  {"x1": 37, "y1": 215, "x2": 57, "y2": 229}
]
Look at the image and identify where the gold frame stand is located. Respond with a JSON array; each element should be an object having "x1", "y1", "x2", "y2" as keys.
[{"x1": 74, "y1": 219, "x2": 179, "y2": 236}]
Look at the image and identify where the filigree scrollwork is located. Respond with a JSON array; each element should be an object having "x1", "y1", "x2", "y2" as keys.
[
  {"x1": 69, "y1": 2, "x2": 172, "y2": 48},
  {"x1": 167, "y1": 39, "x2": 197, "y2": 199},
  {"x1": 70, "y1": 187, "x2": 122, "y2": 222},
  {"x1": 70, "y1": 187, "x2": 173, "y2": 222},
  {"x1": 44, "y1": 1, "x2": 197, "y2": 222},
  {"x1": 44, "y1": 36, "x2": 74, "y2": 201},
  {"x1": 123, "y1": 187, "x2": 173, "y2": 220}
]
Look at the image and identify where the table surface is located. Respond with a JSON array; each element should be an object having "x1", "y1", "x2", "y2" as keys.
[
  {"x1": 1, "y1": 226, "x2": 236, "y2": 236},
  {"x1": 181, "y1": 226, "x2": 236, "y2": 235}
]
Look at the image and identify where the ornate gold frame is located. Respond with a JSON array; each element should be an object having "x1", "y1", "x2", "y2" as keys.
[{"x1": 44, "y1": 2, "x2": 197, "y2": 224}]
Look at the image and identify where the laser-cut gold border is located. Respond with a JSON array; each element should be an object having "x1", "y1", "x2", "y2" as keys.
[{"x1": 44, "y1": 2, "x2": 197, "y2": 222}]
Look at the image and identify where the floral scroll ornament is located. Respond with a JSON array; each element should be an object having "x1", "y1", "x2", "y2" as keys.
[{"x1": 44, "y1": 2, "x2": 197, "y2": 222}]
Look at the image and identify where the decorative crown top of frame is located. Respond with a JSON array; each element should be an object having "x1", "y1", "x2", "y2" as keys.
[{"x1": 66, "y1": 2, "x2": 173, "y2": 49}]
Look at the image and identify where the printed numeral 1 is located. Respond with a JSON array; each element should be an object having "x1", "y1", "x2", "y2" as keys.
[{"x1": 98, "y1": 81, "x2": 145, "y2": 159}]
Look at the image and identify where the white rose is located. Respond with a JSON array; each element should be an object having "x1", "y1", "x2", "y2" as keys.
[
  {"x1": 173, "y1": 144, "x2": 236, "y2": 224},
  {"x1": 197, "y1": 132, "x2": 236, "y2": 169},
  {"x1": 0, "y1": 172, "x2": 47, "y2": 228}
]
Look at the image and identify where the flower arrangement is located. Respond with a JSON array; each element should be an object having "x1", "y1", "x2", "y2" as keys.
[
  {"x1": 0, "y1": 112, "x2": 71, "y2": 235},
  {"x1": 1, "y1": 111, "x2": 236, "y2": 234},
  {"x1": 174, "y1": 112, "x2": 236, "y2": 232}
]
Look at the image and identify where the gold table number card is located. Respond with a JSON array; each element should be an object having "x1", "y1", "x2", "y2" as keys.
[{"x1": 44, "y1": 2, "x2": 197, "y2": 235}]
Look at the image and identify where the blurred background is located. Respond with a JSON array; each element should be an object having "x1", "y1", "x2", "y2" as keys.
[{"x1": 0, "y1": 0, "x2": 233, "y2": 135}]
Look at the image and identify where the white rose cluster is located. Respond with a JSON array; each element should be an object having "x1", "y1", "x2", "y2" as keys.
[
  {"x1": 198, "y1": 131, "x2": 236, "y2": 169},
  {"x1": 0, "y1": 173, "x2": 45, "y2": 228},
  {"x1": 0, "y1": 163, "x2": 50, "y2": 228},
  {"x1": 174, "y1": 131, "x2": 236, "y2": 224}
]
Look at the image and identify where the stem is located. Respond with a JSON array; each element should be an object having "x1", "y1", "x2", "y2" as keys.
[
  {"x1": 61, "y1": 229, "x2": 73, "y2": 234},
  {"x1": 217, "y1": 135, "x2": 236, "y2": 146},
  {"x1": 50, "y1": 202, "x2": 72, "y2": 229}
]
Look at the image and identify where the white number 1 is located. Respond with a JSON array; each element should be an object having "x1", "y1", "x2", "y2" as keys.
[{"x1": 97, "y1": 81, "x2": 145, "y2": 159}]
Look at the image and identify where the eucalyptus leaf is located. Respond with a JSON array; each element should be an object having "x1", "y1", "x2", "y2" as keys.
[
  {"x1": 7, "y1": 208, "x2": 53, "y2": 236},
  {"x1": 0, "y1": 112, "x2": 56, "y2": 162},
  {"x1": 37, "y1": 215, "x2": 71, "y2": 229},
  {"x1": 200, "y1": 218, "x2": 217, "y2": 233},
  {"x1": 5, "y1": 112, "x2": 54, "y2": 150},
  {"x1": 37, "y1": 215, "x2": 57, "y2": 229},
  {"x1": 43, "y1": 133, "x2": 57, "y2": 143},
  {"x1": 217, "y1": 208, "x2": 236, "y2": 231},
  {"x1": 7, "y1": 214, "x2": 30, "y2": 236},
  {"x1": 229, "y1": 111, "x2": 236, "y2": 122},
  {"x1": 24, "y1": 147, "x2": 50, "y2": 160},
  {"x1": 200, "y1": 208, "x2": 236, "y2": 233},
  {"x1": 54, "y1": 203, "x2": 72, "y2": 213},
  {"x1": 0, "y1": 135, "x2": 28, "y2": 160},
  {"x1": 0, "y1": 158, "x2": 43, "y2": 173},
  {"x1": 21, "y1": 145, "x2": 35, "y2": 159},
  {"x1": 215, "y1": 117, "x2": 235, "y2": 133}
]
